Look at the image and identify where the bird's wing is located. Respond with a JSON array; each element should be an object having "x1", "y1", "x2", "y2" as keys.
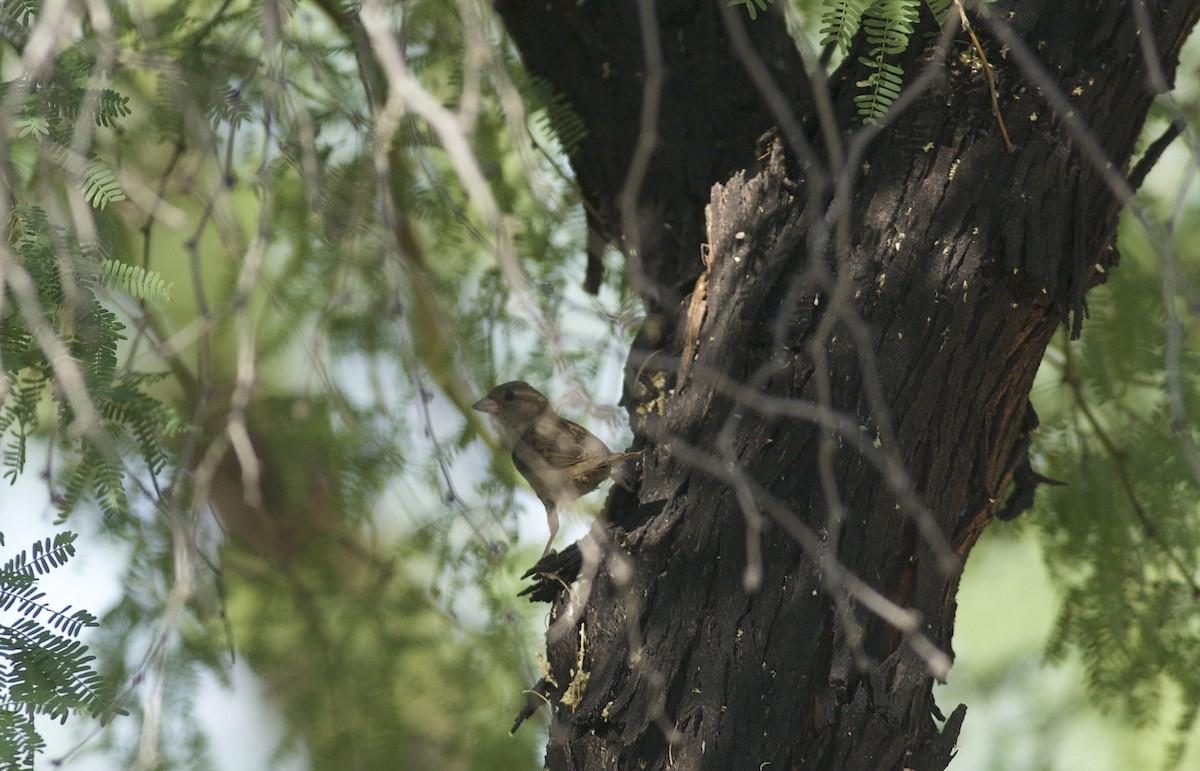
[{"x1": 532, "y1": 415, "x2": 609, "y2": 468}]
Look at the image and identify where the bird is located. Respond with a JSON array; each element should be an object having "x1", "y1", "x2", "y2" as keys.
[{"x1": 473, "y1": 381, "x2": 640, "y2": 556}]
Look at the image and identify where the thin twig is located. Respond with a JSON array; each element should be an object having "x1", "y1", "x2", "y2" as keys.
[
  {"x1": 955, "y1": 0, "x2": 1014, "y2": 153},
  {"x1": 615, "y1": 0, "x2": 665, "y2": 297}
]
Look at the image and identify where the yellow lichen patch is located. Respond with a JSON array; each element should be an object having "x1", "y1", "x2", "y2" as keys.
[
  {"x1": 560, "y1": 622, "x2": 590, "y2": 709},
  {"x1": 635, "y1": 370, "x2": 669, "y2": 416}
]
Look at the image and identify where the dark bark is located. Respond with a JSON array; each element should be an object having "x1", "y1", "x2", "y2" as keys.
[
  {"x1": 496, "y1": 0, "x2": 810, "y2": 311},
  {"x1": 495, "y1": 1, "x2": 1200, "y2": 769}
]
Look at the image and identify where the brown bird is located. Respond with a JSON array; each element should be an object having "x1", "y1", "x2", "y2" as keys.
[{"x1": 473, "y1": 381, "x2": 640, "y2": 556}]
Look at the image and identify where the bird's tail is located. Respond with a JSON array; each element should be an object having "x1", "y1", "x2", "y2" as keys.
[{"x1": 609, "y1": 449, "x2": 644, "y2": 490}]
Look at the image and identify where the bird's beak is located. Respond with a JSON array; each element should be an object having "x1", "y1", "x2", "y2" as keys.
[{"x1": 473, "y1": 396, "x2": 499, "y2": 414}]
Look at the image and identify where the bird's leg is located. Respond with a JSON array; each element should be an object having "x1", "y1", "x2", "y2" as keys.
[{"x1": 542, "y1": 503, "x2": 559, "y2": 557}]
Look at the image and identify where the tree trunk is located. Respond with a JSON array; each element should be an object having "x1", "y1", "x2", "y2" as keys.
[{"x1": 495, "y1": 1, "x2": 1200, "y2": 768}]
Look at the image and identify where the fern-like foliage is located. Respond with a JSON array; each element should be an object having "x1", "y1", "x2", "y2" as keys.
[
  {"x1": 0, "y1": 18, "x2": 189, "y2": 759},
  {"x1": 854, "y1": 58, "x2": 907, "y2": 123},
  {"x1": 78, "y1": 158, "x2": 125, "y2": 209},
  {"x1": 1030, "y1": 216, "x2": 1200, "y2": 769},
  {"x1": 1, "y1": 207, "x2": 186, "y2": 521},
  {"x1": 49, "y1": 146, "x2": 127, "y2": 209},
  {"x1": 819, "y1": 0, "x2": 871, "y2": 52},
  {"x1": 924, "y1": 0, "x2": 953, "y2": 23},
  {"x1": 816, "y1": 0, "x2": 996, "y2": 122},
  {"x1": 820, "y1": 0, "x2": 920, "y2": 123},
  {"x1": 0, "y1": 533, "x2": 118, "y2": 769},
  {"x1": 93, "y1": 89, "x2": 132, "y2": 128},
  {"x1": 729, "y1": 0, "x2": 776, "y2": 21},
  {"x1": 862, "y1": 1, "x2": 920, "y2": 57},
  {"x1": 13, "y1": 115, "x2": 48, "y2": 141},
  {"x1": 0, "y1": 0, "x2": 37, "y2": 26},
  {"x1": 520, "y1": 74, "x2": 589, "y2": 157},
  {"x1": 0, "y1": 42, "x2": 129, "y2": 207},
  {"x1": 98, "y1": 259, "x2": 174, "y2": 304}
]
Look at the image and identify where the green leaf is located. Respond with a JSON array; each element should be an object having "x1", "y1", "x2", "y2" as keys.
[
  {"x1": 15, "y1": 116, "x2": 49, "y2": 140},
  {"x1": 820, "y1": 0, "x2": 871, "y2": 52},
  {"x1": 729, "y1": 0, "x2": 775, "y2": 21},
  {"x1": 98, "y1": 259, "x2": 174, "y2": 304},
  {"x1": 78, "y1": 159, "x2": 125, "y2": 209}
]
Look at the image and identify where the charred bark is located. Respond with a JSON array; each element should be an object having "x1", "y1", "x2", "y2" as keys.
[{"x1": 496, "y1": 1, "x2": 1200, "y2": 769}]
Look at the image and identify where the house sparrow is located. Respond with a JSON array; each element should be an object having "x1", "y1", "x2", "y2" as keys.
[{"x1": 473, "y1": 381, "x2": 640, "y2": 555}]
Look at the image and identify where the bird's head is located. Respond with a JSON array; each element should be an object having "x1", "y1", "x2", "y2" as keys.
[{"x1": 473, "y1": 381, "x2": 550, "y2": 429}]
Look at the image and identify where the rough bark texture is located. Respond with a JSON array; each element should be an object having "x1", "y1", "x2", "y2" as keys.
[{"x1": 495, "y1": 1, "x2": 1200, "y2": 769}]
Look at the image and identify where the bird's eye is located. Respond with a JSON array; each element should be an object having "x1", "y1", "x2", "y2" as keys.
[{"x1": 503, "y1": 390, "x2": 514, "y2": 402}]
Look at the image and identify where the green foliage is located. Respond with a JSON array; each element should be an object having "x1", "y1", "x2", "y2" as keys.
[
  {"x1": 98, "y1": 260, "x2": 173, "y2": 304},
  {"x1": 1029, "y1": 211, "x2": 1200, "y2": 767},
  {"x1": 0, "y1": 0, "x2": 38, "y2": 27},
  {"x1": 862, "y1": 2, "x2": 920, "y2": 58},
  {"x1": 5, "y1": 0, "x2": 621, "y2": 765},
  {"x1": 1, "y1": 207, "x2": 185, "y2": 522},
  {"x1": 76, "y1": 158, "x2": 126, "y2": 210},
  {"x1": 820, "y1": 0, "x2": 919, "y2": 123},
  {"x1": 730, "y1": 0, "x2": 777, "y2": 21},
  {"x1": 13, "y1": 116, "x2": 48, "y2": 141},
  {"x1": 0, "y1": 49, "x2": 129, "y2": 205},
  {"x1": 0, "y1": 533, "x2": 118, "y2": 769},
  {"x1": 521, "y1": 74, "x2": 589, "y2": 157},
  {"x1": 223, "y1": 532, "x2": 544, "y2": 771},
  {"x1": 819, "y1": 0, "x2": 871, "y2": 52},
  {"x1": 0, "y1": 9, "x2": 163, "y2": 567},
  {"x1": 817, "y1": 0, "x2": 996, "y2": 122},
  {"x1": 854, "y1": 58, "x2": 907, "y2": 123},
  {"x1": 924, "y1": 0, "x2": 953, "y2": 23}
]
